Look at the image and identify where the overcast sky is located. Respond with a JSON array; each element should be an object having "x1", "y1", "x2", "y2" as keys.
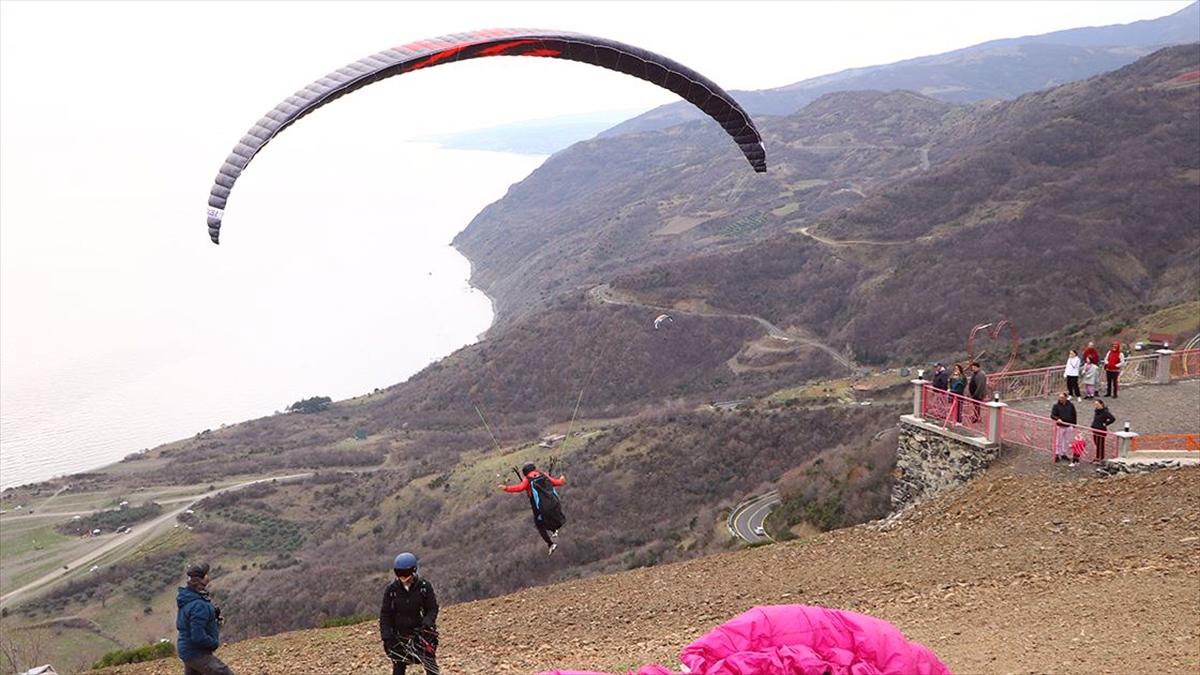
[
  {"x1": 1, "y1": 0, "x2": 1193, "y2": 485},
  {"x1": 1, "y1": 0, "x2": 1191, "y2": 359}
]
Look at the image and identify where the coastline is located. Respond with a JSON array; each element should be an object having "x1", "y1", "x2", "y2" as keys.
[
  {"x1": 2, "y1": 145, "x2": 539, "y2": 493},
  {"x1": 4, "y1": 236, "x2": 502, "y2": 495},
  {"x1": 460, "y1": 246, "x2": 498, "y2": 343}
]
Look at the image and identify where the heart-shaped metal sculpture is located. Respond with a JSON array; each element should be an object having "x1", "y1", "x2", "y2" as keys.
[{"x1": 966, "y1": 318, "x2": 1020, "y2": 373}]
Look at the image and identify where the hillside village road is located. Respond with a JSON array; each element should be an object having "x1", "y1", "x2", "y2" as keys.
[
  {"x1": 796, "y1": 225, "x2": 912, "y2": 248},
  {"x1": 0, "y1": 472, "x2": 311, "y2": 609}
]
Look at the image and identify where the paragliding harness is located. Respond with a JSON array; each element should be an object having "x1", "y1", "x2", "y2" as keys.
[
  {"x1": 383, "y1": 579, "x2": 439, "y2": 666},
  {"x1": 516, "y1": 466, "x2": 566, "y2": 531}
]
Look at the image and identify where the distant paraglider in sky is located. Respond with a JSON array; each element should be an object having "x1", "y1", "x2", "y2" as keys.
[
  {"x1": 653, "y1": 314, "x2": 674, "y2": 330},
  {"x1": 206, "y1": 28, "x2": 767, "y2": 244}
]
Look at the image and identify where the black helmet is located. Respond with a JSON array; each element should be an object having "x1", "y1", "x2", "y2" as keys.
[{"x1": 521, "y1": 463, "x2": 536, "y2": 476}]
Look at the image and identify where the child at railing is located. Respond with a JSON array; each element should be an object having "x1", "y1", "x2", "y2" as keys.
[
  {"x1": 1081, "y1": 360, "x2": 1100, "y2": 399},
  {"x1": 1070, "y1": 432, "x2": 1087, "y2": 467}
]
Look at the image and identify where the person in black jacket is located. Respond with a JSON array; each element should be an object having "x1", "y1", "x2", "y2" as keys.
[
  {"x1": 1050, "y1": 392, "x2": 1078, "y2": 464},
  {"x1": 1090, "y1": 399, "x2": 1117, "y2": 462},
  {"x1": 930, "y1": 363, "x2": 949, "y2": 391},
  {"x1": 379, "y1": 552, "x2": 439, "y2": 675},
  {"x1": 967, "y1": 362, "x2": 987, "y2": 423}
]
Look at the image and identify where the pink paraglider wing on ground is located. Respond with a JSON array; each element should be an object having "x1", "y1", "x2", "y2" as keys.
[
  {"x1": 677, "y1": 605, "x2": 951, "y2": 675},
  {"x1": 537, "y1": 662, "x2": 672, "y2": 667}
]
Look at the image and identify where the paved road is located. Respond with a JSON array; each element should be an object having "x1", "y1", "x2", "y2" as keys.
[
  {"x1": 0, "y1": 472, "x2": 311, "y2": 608},
  {"x1": 1, "y1": 510, "x2": 95, "y2": 522},
  {"x1": 0, "y1": 493, "x2": 207, "y2": 522},
  {"x1": 728, "y1": 490, "x2": 781, "y2": 544}
]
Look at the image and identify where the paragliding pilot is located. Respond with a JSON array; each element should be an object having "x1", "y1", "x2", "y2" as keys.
[
  {"x1": 380, "y1": 552, "x2": 440, "y2": 675},
  {"x1": 498, "y1": 463, "x2": 567, "y2": 555}
]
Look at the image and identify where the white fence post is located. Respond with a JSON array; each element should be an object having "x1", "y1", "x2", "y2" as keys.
[
  {"x1": 1115, "y1": 429, "x2": 1139, "y2": 458},
  {"x1": 1155, "y1": 349, "x2": 1174, "y2": 384},
  {"x1": 911, "y1": 379, "x2": 928, "y2": 417},
  {"x1": 984, "y1": 399, "x2": 1007, "y2": 445}
]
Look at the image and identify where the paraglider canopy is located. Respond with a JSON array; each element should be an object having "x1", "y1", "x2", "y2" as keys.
[
  {"x1": 653, "y1": 314, "x2": 674, "y2": 330},
  {"x1": 207, "y1": 28, "x2": 767, "y2": 244},
  {"x1": 539, "y1": 604, "x2": 949, "y2": 675}
]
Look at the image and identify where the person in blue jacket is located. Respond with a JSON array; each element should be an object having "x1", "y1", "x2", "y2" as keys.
[{"x1": 176, "y1": 563, "x2": 234, "y2": 675}]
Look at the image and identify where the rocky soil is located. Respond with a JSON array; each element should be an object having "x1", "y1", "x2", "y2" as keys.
[{"x1": 103, "y1": 459, "x2": 1200, "y2": 674}]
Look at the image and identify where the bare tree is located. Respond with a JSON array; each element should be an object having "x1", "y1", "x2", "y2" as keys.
[{"x1": 0, "y1": 626, "x2": 47, "y2": 675}]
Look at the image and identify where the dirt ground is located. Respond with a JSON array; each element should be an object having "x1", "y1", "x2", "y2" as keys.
[{"x1": 103, "y1": 458, "x2": 1200, "y2": 674}]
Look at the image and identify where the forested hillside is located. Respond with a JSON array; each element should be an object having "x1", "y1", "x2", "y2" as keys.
[{"x1": 613, "y1": 45, "x2": 1200, "y2": 362}]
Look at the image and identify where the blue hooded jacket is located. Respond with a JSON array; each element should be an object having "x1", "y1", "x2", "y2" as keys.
[{"x1": 176, "y1": 586, "x2": 220, "y2": 662}]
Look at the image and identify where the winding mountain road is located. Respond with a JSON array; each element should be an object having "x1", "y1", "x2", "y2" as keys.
[
  {"x1": 796, "y1": 226, "x2": 910, "y2": 248},
  {"x1": 589, "y1": 284, "x2": 855, "y2": 371},
  {"x1": 727, "y1": 490, "x2": 780, "y2": 543}
]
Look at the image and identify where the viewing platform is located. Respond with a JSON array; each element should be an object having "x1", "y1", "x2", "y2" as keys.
[{"x1": 902, "y1": 348, "x2": 1195, "y2": 466}]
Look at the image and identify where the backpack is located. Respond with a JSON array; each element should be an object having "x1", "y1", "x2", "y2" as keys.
[{"x1": 528, "y1": 473, "x2": 566, "y2": 531}]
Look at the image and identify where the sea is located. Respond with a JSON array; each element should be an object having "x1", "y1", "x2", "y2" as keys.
[{"x1": 0, "y1": 142, "x2": 546, "y2": 490}]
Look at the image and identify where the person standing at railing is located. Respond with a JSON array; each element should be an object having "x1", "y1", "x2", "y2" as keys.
[
  {"x1": 1082, "y1": 341, "x2": 1101, "y2": 366},
  {"x1": 967, "y1": 362, "x2": 987, "y2": 423},
  {"x1": 1090, "y1": 399, "x2": 1116, "y2": 462},
  {"x1": 1081, "y1": 360, "x2": 1100, "y2": 399},
  {"x1": 1064, "y1": 349, "x2": 1082, "y2": 402},
  {"x1": 1050, "y1": 392, "x2": 1077, "y2": 463},
  {"x1": 1104, "y1": 341, "x2": 1126, "y2": 398},
  {"x1": 930, "y1": 363, "x2": 949, "y2": 391},
  {"x1": 949, "y1": 364, "x2": 967, "y2": 423}
]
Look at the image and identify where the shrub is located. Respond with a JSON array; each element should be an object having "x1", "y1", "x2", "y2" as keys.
[
  {"x1": 287, "y1": 396, "x2": 333, "y2": 414},
  {"x1": 56, "y1": 502, "x2": 163, "y2": 536},
  {"x1": 320, "y1": 613, "x2": 374, "y2": 628},
  {"x1": 92, "y1": 641, "x2": 175, "y2": 668}
]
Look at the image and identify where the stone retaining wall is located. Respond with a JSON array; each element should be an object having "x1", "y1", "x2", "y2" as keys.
[
  {"x1": 1096, "y1": 458, "x2": 1198, "y2": 476},
  {"x1": 893, "y1": 419, "x2": 1000, "y2": 511}
]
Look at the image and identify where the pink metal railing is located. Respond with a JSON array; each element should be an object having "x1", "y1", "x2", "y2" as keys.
[
  {"x1": 985, "y1": 349, "x2": 1199, "y2": 402},
  {"x1": 919, "y1": 385, "x2": 987, "y2": 437},
  {"x1": 1001, "y1": 407, "x2": 1117, "y2": 463},
  {"x1": 1119, "y1": 354, "x2": 1159, "y2": 386},
  {"x1": 985, "y1": 366, "x2": 1056, "y2": 402},
  {"x1": 1170, "y1": 349, "x2": 1200, "y2": 378}
]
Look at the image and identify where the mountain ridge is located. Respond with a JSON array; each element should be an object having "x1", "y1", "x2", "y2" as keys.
[{"x1": 602, "y1": 2, "x2": 1200, "y2": 134}]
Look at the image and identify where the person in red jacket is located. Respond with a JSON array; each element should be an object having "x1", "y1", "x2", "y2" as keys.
[
  {"x1": 1081, "y1": 341, "x2": 1101, "y2": 366},
  {"x1": 498, "y1": 463, "x2": 567, "y2": 555},
  {"x1": 1104, "y1": 341, "x2": 1126, "y2": 398}
]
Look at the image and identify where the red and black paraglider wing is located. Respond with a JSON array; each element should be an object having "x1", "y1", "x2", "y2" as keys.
[{"x1": 207, "y1": 28, "x2": 766, "y2": 243}]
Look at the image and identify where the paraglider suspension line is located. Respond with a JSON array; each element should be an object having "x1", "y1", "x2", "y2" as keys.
[{"x1": 473, "y1": 403, "x2": 504, "y2": 453}]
